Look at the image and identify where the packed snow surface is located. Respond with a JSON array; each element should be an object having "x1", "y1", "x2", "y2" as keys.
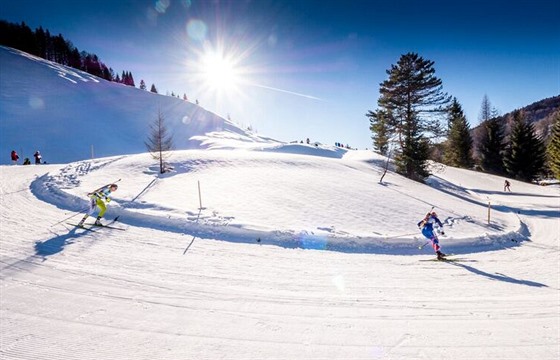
[{"x1": 1, "y1": 147, "x2": 559, "y2": 360}]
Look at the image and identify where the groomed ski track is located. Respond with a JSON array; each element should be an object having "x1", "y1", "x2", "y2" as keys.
[{"x1": 1, "y1": 158, "x2": 559, "y2": 360}]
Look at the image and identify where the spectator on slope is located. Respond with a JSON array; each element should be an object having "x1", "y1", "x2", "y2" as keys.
[
  {"x1": 77, "y1": 183, "x2": 119, "y2": 227},
  {"x1": 23, "y1": 158, "x2": 31, "y2": 165},
  {"x1": 10, "y1": 150, "x2": 19, "y2": 165},
  {"x1": 418, "y1": 210, "x2": 446, "y2": 260},
  {"x1": 33, "y1": 151, "x2": 42, "y2": 164},
  {"x1": 504, "y1": 179, "x2": 511, "y2": 192}
]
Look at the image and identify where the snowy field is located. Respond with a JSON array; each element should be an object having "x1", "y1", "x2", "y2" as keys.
[
  {"x1": 1, "y1": 44, "x2": 559, "y2": 359},
  {"x1": 1, "y1": 148, "x2": 559, "y2": 360}
]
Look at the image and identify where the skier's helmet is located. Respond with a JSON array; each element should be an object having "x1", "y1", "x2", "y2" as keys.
[
  {"x1": 110, "y1": 184, "x2": 118, "y2": 190},
  {"x1": 431, "y1": 211, "x2": 437, "y2": 217}
]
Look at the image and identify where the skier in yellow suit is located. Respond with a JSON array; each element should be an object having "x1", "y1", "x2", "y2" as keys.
[{"x1": 78, "y1": 184, "x2": 118, "y2": 227}]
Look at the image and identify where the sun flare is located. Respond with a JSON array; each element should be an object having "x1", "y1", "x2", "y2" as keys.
[{"x1": 200, "y1": 52, "x2": 240, "y2": 92}]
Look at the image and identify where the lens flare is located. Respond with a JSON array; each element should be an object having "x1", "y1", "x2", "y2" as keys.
[
  {"x1": 298, "y1": 233, "x2": 328, "y2": 250},
  {"x1": 29, "y1": 96, "x2": 45, "y2": 109},
  {"x1": 186, "y1": 19, "x2": 207, "y2": 42},
  {"x1": 155, "y1": 0, "x2": 170, "y2": 14}
]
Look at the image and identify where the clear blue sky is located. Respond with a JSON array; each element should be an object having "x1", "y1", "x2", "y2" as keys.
[{"x1": 2, "y1": 0, "x2": 559, "y2": 149}]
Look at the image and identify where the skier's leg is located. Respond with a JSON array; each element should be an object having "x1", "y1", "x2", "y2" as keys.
[
  {"x1": 431, "y1": 236, "x2": 440, "y2": 252},
  {"x1": 431, "y1": 236, "x2": 446, "y2": 259},
  {"x1": 78, "y1": 198, "x2": 97, "y2": 226},
  {"x1": 94, "y1": 199, "x2": 106, "y2": 225}
]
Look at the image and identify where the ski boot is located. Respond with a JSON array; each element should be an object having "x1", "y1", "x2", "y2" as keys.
[
  {"x1": 94, "y1": 216, "x2": 103, "y2": 226},
  {"x1": 436, "y1": 250, "x2": 446, "y2": 260}
]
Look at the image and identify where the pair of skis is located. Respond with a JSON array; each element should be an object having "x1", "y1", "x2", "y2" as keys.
[
  {"x1": 68, "y1": 216, "x2": 126, "y2": 231},
  {"x1": 419, "y1": 255, "x2": 467, "y2": 262}
]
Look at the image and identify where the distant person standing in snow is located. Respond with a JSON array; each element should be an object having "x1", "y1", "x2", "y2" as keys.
[
  {"x1": 77, "y1": 183, "x2": 118, "y2": 227},
  {"x1": 504, "y1": 179, "x2": 511, "y2": 192},
  {"x1": 418, "y1": 211, "x2": 446, "y2": 260},
  {"x1": 33, "y1": 151, "x2": 42, "y2": 164},
  {"x1": 10, "y1": 150, "x2": 19, "y2": 164},
  {"x1": 23, "y1": 158, "x2": 31, "y2": 165}
]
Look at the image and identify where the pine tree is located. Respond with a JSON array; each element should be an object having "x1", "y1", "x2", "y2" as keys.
[
  {"x1": 547, "y1": 112, "x2": 560, "y2": 180},
  {"x1": 150, "y1": 84, "x2": 158, "y2": 93},
  {"x1": 478, "y1": 118, "x2": 505, "y2": 174},
  {"x1": 367, "y1": 52, "x2": 450, "y2": 182},
  {"x1": 367, "y1": 109, "x2": 390, "y2": 155},
  {"x1": 145, "y1": 110, "x2": 174, "y2": 174},
  {"x1": 128, "y1": 71, "x2": 135, "y2": 87},
  {"x1": 443, "y1": 98, "x2": 474, "y2": 168},
  {"x1": 396, "y1": 125, "x2": 431, "y2": 181},
  {"x1": 504, "y1": 110, "x2": 546, "y2": 181},
  {"x1": 478, "y1": 94, "x2": 500, "y2": 123},
  {"x1": 139, "y1": 80, "x2": 147, "y2": 90}
]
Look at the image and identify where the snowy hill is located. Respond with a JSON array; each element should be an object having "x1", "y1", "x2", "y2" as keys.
[
  {"x1": 0, "y1": 46, "x2": 290, "y2": 164},
  {"x1": 1, "y1": 46, "x2": 559, "y2": 359}
]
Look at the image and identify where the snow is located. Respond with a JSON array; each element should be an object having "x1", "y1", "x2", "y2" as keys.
[{"x1": 1, "y1": 46, "x2": 560, "y2": 359}]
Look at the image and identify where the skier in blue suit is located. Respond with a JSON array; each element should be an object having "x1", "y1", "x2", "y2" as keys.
[{"x1": 418, "y1": 211, "x2": 446, "y2": 259}]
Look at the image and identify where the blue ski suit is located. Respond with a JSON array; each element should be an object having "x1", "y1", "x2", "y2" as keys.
[{"x1": 418, "y1": 213, "x2": 444, "y2": 252}]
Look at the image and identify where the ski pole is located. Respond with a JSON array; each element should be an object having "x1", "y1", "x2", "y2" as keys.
[
  {"x1": 418, "y1": 241, "x2": 430, "y2": 250},
  {"x1": 384, "y1": 232, "x2": 418, "y2": 239},
  {"x1": 51, "y1": 207, "x2": 89, "y2": 226}
]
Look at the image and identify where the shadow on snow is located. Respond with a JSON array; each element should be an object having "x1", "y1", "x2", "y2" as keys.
[{"x1": 446, "y1": 261, "x2": 549, "y2": 288}]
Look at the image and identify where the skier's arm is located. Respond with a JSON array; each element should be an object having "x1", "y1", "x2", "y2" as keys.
[
  {"x1": 91, "y1": 187, "x2": 112, "y2": 202},
  {"x1": 435, "y1": 217, "x2": 444, "y2": 234}
]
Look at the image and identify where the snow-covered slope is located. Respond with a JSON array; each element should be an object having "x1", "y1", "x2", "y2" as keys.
[
  {"x1": 1, "y1": 151, "x2": 559, "y2": 359},
  {"x1": 0, "y1": 46, "x2": 279, "y2": 164},
  {"x1": 1, "y1": 46, "x2": 559, "y2": 360}
]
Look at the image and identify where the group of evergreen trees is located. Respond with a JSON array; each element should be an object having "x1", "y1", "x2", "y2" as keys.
[
  {"x1": 477, "y1": 106, "x2": 548, "y2": 182},
  {"x1": 0, "y1": 20, "x2": 136, "y2": 85},
  {"x1": 368, "y1": 53, "x2": 559, "y2": 183}
]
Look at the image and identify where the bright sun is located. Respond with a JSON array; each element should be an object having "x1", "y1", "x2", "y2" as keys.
[{"x1": 200, "y1": 52, "x2": 240, "y2": 92}]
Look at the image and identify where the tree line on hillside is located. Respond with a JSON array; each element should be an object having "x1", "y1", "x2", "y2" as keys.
[
  {"x1": 0, "y1": 20, "x2": 157, "y2": 90},
  {"x1": 0, "y1": 20, "x2": 196, "y2": 103},
  {"x1": 0, "y1": 20, "x2": 136, "y2": 85},
  {"x1": 368, "y1": 53, "x2": 560, "y2": 183}
]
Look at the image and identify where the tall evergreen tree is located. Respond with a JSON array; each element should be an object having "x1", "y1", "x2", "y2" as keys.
[
  {"x1": 547, "y1": 112, "x2": 560, "y2": 180},
  {"x1": 367, "y1": 52, "x2": 450, "y2": 182},
  {"x1": 478, "y1": 118, "x2": 505, "y2": 174},
  {"x1": 150, "y1": 84, "x2": 158, "y2": 94},
  {"x1": 504, "y1": 110, "x2": 546, "y2": 181},
  {"x1": 35, "y1": 26, "x2": 47, "y2": 58},
  {"x1": 139, "y1": 80, "x2": 147, "y2": 90},
  {"x1": 443, "y1": 98, "x2": 473, "y2": 168}
]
